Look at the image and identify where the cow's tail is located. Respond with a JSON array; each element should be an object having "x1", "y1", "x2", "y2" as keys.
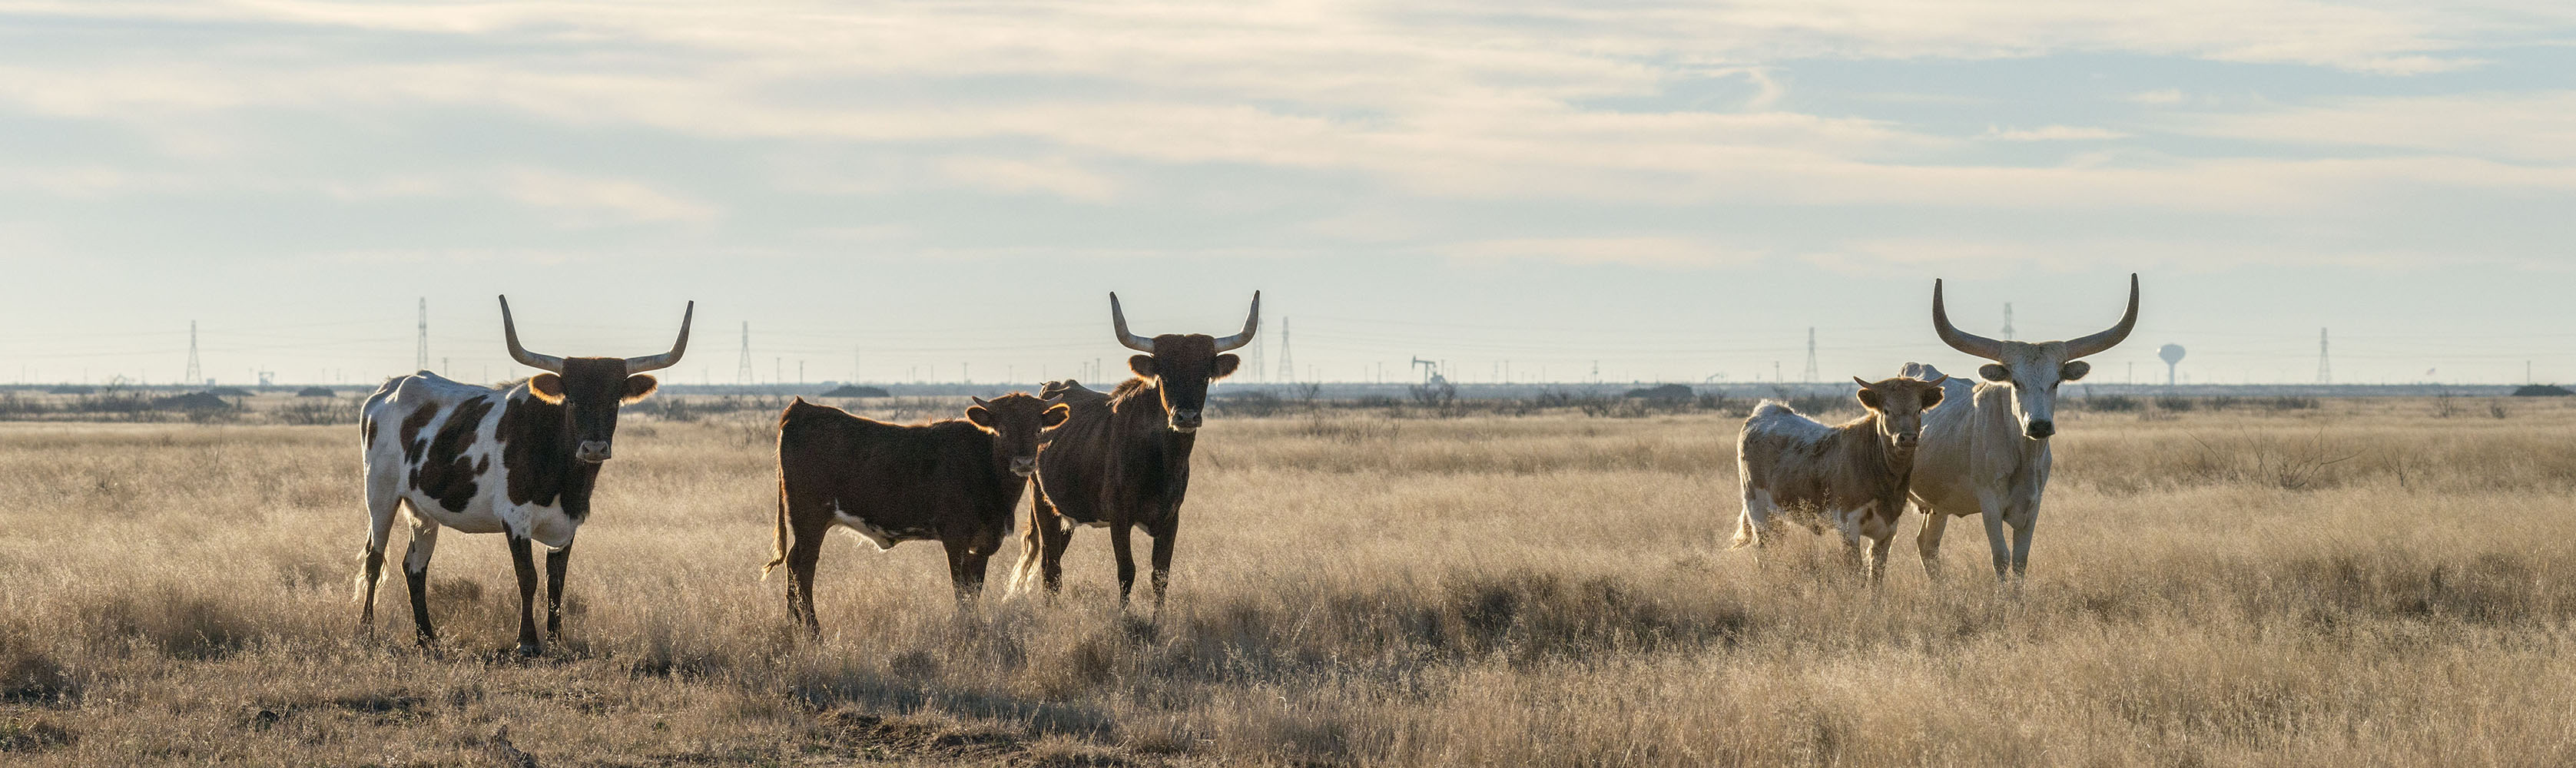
[
  {"x1": 1727, "y1": 508, "x2": 1759, "y2": 550},
  {"x1": 761, "y1": 472, "x2": 790, "y2": 581},
  {"x1": 1005, "y1": 480, "x2": 1046, "y2": 598}
]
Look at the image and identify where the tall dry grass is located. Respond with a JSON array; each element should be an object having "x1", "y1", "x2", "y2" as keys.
[{"x1": 3, "y1": 396, "x2": 2574, "y2": 766}]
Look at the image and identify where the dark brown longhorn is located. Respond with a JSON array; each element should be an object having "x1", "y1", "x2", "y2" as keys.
[
  {"x1": 1013, "y1": 291, "x2": 1258, "y2": 613},
  {"x1": 764, "y1": 393, "x2": 1067, "y2": 634}
]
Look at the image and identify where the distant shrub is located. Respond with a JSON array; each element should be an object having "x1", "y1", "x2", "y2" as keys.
[
  {"x1": 2084, "y1": 394, "x2": 2142, "y2": 412},
  {"x1": 1622, "y1": 383, "x2": 1694, "y2": 400},
  {"x1": 1215, "y1": 391, "x2": 1288, "y2": 418},
  {"x1": 275, "y1": 398, "x2": 360, "y2": 425}
]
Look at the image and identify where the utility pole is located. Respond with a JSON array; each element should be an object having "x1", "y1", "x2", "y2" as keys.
[
  {"x1": 184, "y1": 321, "x2": 201, "y2": 385},
  {"x1": 2001, "y1": 303, "x2": 2014, "y2": 340}
]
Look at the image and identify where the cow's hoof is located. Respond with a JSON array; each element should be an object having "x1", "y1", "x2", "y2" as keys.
[{"x1": 512, "y1": 642, "x2": 544, "y2": 658}]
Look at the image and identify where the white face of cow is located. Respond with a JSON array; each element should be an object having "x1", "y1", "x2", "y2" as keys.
[
  {"x1": 1932, "y1": 274, "x2": 2137, "y2": 442},
  {"x1": 1974, "y1": 341, "x2": 2093, "y2": 440}
]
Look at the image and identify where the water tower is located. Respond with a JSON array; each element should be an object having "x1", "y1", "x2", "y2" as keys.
[{"x1": 2158, "y1": 343, "x2": 2186, "y2": 386}]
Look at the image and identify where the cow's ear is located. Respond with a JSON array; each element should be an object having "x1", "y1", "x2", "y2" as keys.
[
  {"x1": 1212, "y1": 354, "x2": 1241, "y2": 379},
  {"x1": 1856, "y1": 387, "x2": 1883, "y2": 411},
  {"x1": 2060, "y1": 361, "x2": 2090, "y2": 382},
  {"x1": 1042, "y1": 402, "x2": 1070, "y2": 429},
  {"x1": 529, "y1": 373, "x2": 566, "y2": 403},
  {"x1": 1978, "y1": 364, "x2": 2011, "y2": 382},
  {"x1": 1920, "y1": 386, "x2": 1944, "y2": 409},
  {"x1": 621, "y1": 374, "x2": 659, "y2": 403},
  {"x1": 1129, "y1": 355, "x2": 1158, "y2": 379},
  {"x1": 965, "y1": 405, "x2": 996, "y2": 432}
]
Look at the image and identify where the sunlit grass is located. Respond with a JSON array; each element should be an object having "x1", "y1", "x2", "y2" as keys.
[{"x1": 4, "y1": 396, "x2": 2574, "y2": 765}]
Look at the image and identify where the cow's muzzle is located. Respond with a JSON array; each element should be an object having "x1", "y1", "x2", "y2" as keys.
[
  {"x1": 575, "y1": 441, "x2": 613, "y2": 463},
  {"x1": 1010, "y1": 456, "x2": 1036, "y2": 477},
  {"x1": 1169, "y1": 409, "x2": 1202, "y2": 432},
  {"x1": 2024, "y1": 419, "x2": 2055, "y2": 439}
]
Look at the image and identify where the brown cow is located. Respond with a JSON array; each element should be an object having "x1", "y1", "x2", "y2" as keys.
[
  {"x1": 763, "y1": 393, "x2": 1068, "y2": 632},
  {"x1": 1008, "y1": 291, "x2": 1257, "y2": 612},
  {"x1": 356, "y1": 296, "x2": 690, "y2": 655},
  {"x1": 1729, "y1": 375, "x2": 1948, "y2": 582}
]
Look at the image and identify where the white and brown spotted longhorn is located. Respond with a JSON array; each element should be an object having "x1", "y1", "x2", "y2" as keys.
[{"x1": 354, "y1": 296, "x2": 691, "y2": 655}]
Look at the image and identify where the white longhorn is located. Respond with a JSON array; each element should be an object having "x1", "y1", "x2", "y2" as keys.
[{"x1": 1905, "y1": 273, "x2": 2137, "y2": 581}]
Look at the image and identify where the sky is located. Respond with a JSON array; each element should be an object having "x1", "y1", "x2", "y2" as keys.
[{"x1": 2, "y1": 1, "x2": 2573, "y2": 387}]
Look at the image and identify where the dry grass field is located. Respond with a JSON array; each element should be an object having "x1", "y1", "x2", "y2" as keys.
[{"x1": 5, "y1": 393, "x2": 2576, "y2": 766}]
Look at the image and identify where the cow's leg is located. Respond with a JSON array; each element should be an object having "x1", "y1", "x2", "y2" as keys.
[
  {"x1": 1865, "y1": 528, "x2": 1895, "y2": 585},
  {"x1": 1026, "y1": 492, "x2": 1073, "y2": 598},
  {"x1": 1915, "y1": 505, "x2": 1950, "y2": 581},
  {"x1": 401, "y1": 513, "x2": 441, "y2": 648},
  {"x1": 1039, "y1": 518, "x2": 1073, "y2": 598},
  {"x1": 356, "y1": 485, "x2": 400, "y2": 631},
  {"x1": 1974, "y1": 489, "x2": 2014, "y2": 582},
  {"x1": 1837, "y1": 522, "x2": 1868, "y2": 579},
  {"x1": 507, "y1": 532, "x2": 542, "y2": 656},
  {"x1": 1148, "y1": 517, "x2": 1179, "y2": 614},
  {"x1": 943, "y1": 537, "x2": 984, "y2": 604},
  {"x1": 1729, "y1": 488, "x2": 1768, "y2": 553},
  {"x1": 1109, "y1": 522, "x2": 1138, "y2": 608},
  {"x1": 2006, "y1": 503, "x2": 2039, "y2": 581},
  {"x1": 543, "y1": 538, "x2": 574, "y2": 643},
  {"x1": 784, "y1": 525, "x2": 825, "y2": 635}
]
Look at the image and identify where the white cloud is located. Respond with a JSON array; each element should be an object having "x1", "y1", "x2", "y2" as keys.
[
  {"x1": 496, "y1": 170, "x2": 720, "y2": 227},
  {"x1": 1982, "y1": 125, "x2": 2130, "y2": 141},
  {"x1": 2164, "y1": 91, "x2": 2576, "y2": 163},
  {"x1": 2127, "y1": 88, "x2": 2188, "y2": 104},
  {"x1": 935, "y1": 155, "x2": 1122, "y2": 202},
  {"x1": 1443, "y1": 237, "x2": 1756, "y2": 268}
]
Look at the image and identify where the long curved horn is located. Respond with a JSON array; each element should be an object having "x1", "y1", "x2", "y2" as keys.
[
  {"x1": 1109, "y1": 293, "x2": 1154, "y2": 353},
  {"x1": 1931, "y1": 279, "x2": 2005, "y2": 362},
  {"x1": 1211, "y1": 290, "x2": 1260, "y2": 353},
  {"x1": 497, "y1": 296, "x2": 566, "y2": 373},
  {"x1": 2062, "y1": 273, "x2": 2140, "y2": 360},
  {"x1": 622, "y1": 300, "x2": 693, "y2": 373}
]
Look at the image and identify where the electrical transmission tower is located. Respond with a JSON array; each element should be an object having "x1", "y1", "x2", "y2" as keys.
[
  {"x1": 415, "y1": 298, "x2": 429, "y2": 372},
  {"x1": 1800, "y1": 327, "x2": 1818, "y2": 382},
  {"x1": 2001, "y1": 303, "x2": 2014, "y2": 340},
  {"x1": 1275, "y1": 318, "x2": 1295, "y2": 382},
  {"x1": 735, "y1": 322, "x2": 754, "y2": 385},
  {"x1": 2316, "y1": 328, "x2": 2332, "y2": 384},
  {"x1": 184, "y1": 321, "x2": 201, "y2": 385}
]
